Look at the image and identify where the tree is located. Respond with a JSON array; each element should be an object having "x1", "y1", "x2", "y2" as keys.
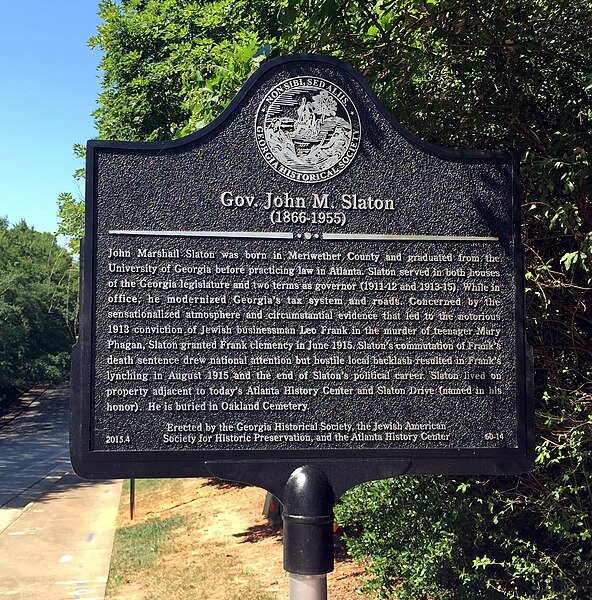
[
  {"x1": 58, "y1": 0, "x2": 277, "y2": 252},
  {"x1": 311, "y1": 89, "x2": 337, "y2": 122},
  {"x1": 90, "y1": 0, "x2": 276, "y2": 141},
  {"x1": 276, "y1": 1, "x2": 591, "y2": 597},
  {"x1": 56, "y1": 144, "x2": 86, "y2": 255},
  {"x1": 0, "y1": 219, "x2": 78, "y2": 395}
]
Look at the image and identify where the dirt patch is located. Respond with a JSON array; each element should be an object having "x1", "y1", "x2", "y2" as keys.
[{"x1": 111, "y1": 478, "x2": 366, "y2": 599}]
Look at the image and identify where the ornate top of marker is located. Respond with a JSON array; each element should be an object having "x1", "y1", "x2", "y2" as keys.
[{"x1": 255, "y1": 76, "x2": 361, "y2": 183}]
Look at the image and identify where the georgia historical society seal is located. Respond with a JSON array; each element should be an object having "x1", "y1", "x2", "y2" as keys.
[{"x1": 255, "y1": 77, "x2": 361, "y2": 183}]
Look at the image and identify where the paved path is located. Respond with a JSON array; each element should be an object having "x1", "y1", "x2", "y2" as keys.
[
  {"x1": 0, "y1": 387, "x2": 71, "y2": 527},
  {"x1": 0, "y1": 386, "x2": 122, "y2": 599}
]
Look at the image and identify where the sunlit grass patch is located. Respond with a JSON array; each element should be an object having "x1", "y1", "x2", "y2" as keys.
[
  {"x1": 107, "y1": 514, "x2": 186, "y2": 589},
  {"x1": 106, "y1": 478, "x2": 277, "y2": 600}
]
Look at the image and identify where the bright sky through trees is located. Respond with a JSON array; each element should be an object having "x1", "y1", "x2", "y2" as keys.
[{"x1": 0, "y1": 1, "x2": 101, "y2": 235}]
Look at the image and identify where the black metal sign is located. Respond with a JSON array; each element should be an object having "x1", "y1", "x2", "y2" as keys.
[{"x1": 71, "y1": 54, "x2": 533, "y2": 488}]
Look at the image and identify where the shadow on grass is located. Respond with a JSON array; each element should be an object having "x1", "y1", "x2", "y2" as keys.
[
  {"x1": 233, "y1": 520, "x2": 355, "y2": 566},
  {"x1": 234, "y1": 521, "x2": 283, "y2": 544},
  {"x1": 204, "y1": 477, "x2": 249, "y2": 490}
]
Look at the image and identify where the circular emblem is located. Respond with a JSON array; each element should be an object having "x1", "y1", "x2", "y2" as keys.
[{"x1": 255, "y1": 77, "x2": 361, "y2": 183}]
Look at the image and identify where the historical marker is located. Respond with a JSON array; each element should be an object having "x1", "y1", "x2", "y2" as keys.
[{"x1": 71, "y1": 54, "x2": 533, "y2": 485}]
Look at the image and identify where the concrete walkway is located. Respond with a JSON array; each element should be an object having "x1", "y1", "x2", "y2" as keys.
[
  {"x1": 0, "y1": 387, "x2": 71, "y2": 532},
  {"x1": 0, "y1": 387, "x2": 123, "y2": 599}
]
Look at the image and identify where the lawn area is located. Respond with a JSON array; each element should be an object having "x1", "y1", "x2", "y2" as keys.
[{"x1": 105, "y1": 478, "x2": 364, "y2": 599}]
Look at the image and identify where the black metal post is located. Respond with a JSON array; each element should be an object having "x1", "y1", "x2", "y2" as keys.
[{"x1": 283, "y1": 466, "x2": 335, "y2": 599}]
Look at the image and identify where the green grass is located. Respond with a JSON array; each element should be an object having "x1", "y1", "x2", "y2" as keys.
[
  {"x1": 107, "y1": 514, "x2": 186, "y2": 588},
  {"x1": 107, "y1": 478, "x2": 277, "y2": 600}
]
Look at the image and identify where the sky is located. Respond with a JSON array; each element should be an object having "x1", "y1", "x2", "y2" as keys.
[{"x1": 0, "y1": 2, "x2": 102, "y2": 237}]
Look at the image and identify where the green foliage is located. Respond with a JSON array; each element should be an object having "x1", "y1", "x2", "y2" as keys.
[
  {"x1": 58, "y1": 0, "x2": 276, "y2": 252},
  {"x1": 337, "y1": 426, "x2": 592, "y2": 597},
  {"x1": 56, "y1": 144, "x2": 86, "y2": 255},
  {"x1": 0, "y1": 219, "x2": 77, "y2": 393},
  {"x1": 90, "y1": 0, "x2": 277, "y2": 141},
  {"x1": 57, "y1": 191, "x2": 85, "y2": 255},
  {"x1": 293, "y1": 1, "x2": 592, "y2": 597}
]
